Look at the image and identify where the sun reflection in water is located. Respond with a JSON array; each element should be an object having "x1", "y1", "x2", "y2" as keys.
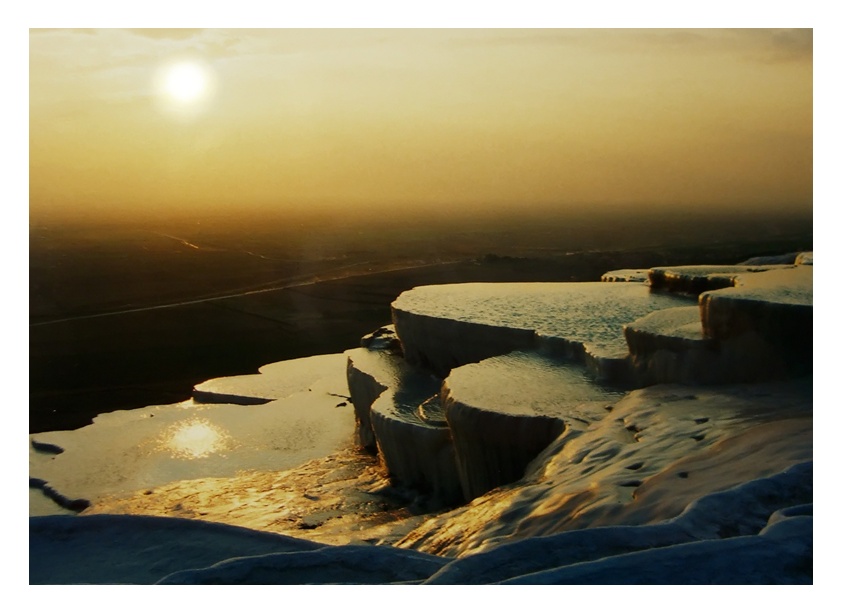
[{"x1": 160, "y1": 418, "x2": 233, "y2": 459}]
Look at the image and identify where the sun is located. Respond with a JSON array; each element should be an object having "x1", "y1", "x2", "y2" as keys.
[
  {"x1": 153, "y1": 59, "x2": 216, "y2": 119},
  {"x1": 163, "y1": 62, "x2": 209, "y2": 103}
]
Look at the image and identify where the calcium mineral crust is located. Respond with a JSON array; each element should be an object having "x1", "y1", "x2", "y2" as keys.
[{"x1": 30, "y1": 252, "x2": 813, "y2": 584}]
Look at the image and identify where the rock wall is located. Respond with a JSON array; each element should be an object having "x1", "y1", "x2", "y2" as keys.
[{"x1": 537, "y1": 334, "x2": 633, "y2": 385}]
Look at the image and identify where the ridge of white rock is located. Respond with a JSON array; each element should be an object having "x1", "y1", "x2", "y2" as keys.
[{"x1": 499, "y1": 516, "x2": 811, "y2": 584}]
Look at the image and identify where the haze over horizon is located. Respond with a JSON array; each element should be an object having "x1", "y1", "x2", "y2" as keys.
[{"x1": 30, "y1": 28, "x2": 812, "y2": 224}]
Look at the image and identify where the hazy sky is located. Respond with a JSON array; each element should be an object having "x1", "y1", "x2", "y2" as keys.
[{"x1": 29, "y1": 28, "x2": 813, "y2": 221}]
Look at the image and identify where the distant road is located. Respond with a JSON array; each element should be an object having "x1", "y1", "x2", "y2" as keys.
[
  {"x1": 152, "y1": 231, "x2": 289, "y2": 260},
  {"x1": 153, "y1": 232, "x2": 203, "y2": 250},
  {"x1": 29, "y1": 260, "x2": 460, "y2": 328}
]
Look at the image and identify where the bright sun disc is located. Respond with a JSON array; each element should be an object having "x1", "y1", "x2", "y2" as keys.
[
  {"x1": 153, "y1": 59, "x2": 216, "y2": 120},
  {"x1": 162, "y1": 61, "x2": 209, "y2": 103}
]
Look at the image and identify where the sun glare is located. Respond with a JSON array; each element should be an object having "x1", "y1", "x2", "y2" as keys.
[
  {"x1": 154, "y1": 59, "x2": 215, "y2": 119},
  {"x1": 160, "y1": 418, "x2": 232, "y2": 459},
  {"x1": 164, "y1": 62, "x2": 208, "y2": 102}
]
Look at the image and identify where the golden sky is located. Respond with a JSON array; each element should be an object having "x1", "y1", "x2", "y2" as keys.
[{"x1": 29, "y1": 28, "x2": 813, "y2": 220}]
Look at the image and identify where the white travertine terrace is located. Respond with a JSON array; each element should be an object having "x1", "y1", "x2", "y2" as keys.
[
  {"x1": 600, "y1": 269, "x2": 649, "y2": 282},
  {"x1": 623, "y1": 306, "x2": 724, "y2": 385},
  {"x1": 29, "y1": 252, "x2": 814, "y2": 584},
  {"x1": 443, "y1": 351, "x2": 623, "y2": 500},
  {"x1": 647, "y1": 263, "x2": 798, "y2": 294},
  {"x1": 701, "y1": 267, "x2": 812, "y2": 362},
  {"x1": 383, "y1": 260, "x2": 814, "y2": 502},
  {"x1": 620, "y1": 264, "x2": 813, "y2": 385},
  {"x1": 399, "y1": 378, "x2": 812, "y2": 559},
  {"x1": 192, "y1": 353, "x2": 347, "y2": 404},
  {"x1": 346, "y1": 347, "x2": 460, "y2": 504},
  {"x1": 30, "y1": 358, "x2": 355, "y2": 516},
  {"x1": 392, "y1": 282, "x2": 692, "y2": 376}
]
